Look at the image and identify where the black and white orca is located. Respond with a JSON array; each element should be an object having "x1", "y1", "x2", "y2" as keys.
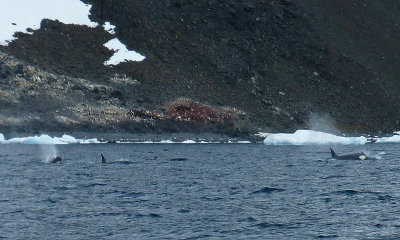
[{"x1": 330, "y1": 148, "x2": 368, "y2": 160}]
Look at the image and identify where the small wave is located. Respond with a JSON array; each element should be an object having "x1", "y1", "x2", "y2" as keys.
[
  {"x1": 254, "y1": 222, "x2": 286, "y2": 229},
  {"x1": 17, "y1": 153, "x2": 31, "y2": 157},
  {"x1": 178, "y1": 209, "x2": 190, "y2": 214},
  {"x1": 170, "y1": 157, "x2": 188, "y2": 162},
  {"x1": 322, "y1": 175, "x2": 347, "y2": 180},
  {"x1": 3, "y1": 209, "x2": 24, "y2": 215},
  {"x1": 334, "y1": 189, "x2": 383, "y2": 196},
  {"x1": 136, "y1": 213, "x2": 162, "y2": 218},
  {"x1": 46, "y1": 198, "x2": 58, "y2": 204},
  {"x1": 251, "y1": 187, "x2": 285, "y2": 194},
  {"x1": 377, "y1": 194, "x2": 396, "y2": 202},
  {"x1": 200, "y1": 196, "x2": 224, "y2": 201},
  {"x1": 85, "y1": 182, "x2": 107, "y2": 188},
  {"x1": 75, "y1": 172, "x2": 92, "y2": 177},
  {"x1": 334, "y1": 189, "x2": 361, "y2": 196},
  {"x1": 118, "y1": 191, "x2": 144, "y2": 198},
  {"x1": 315, "y1": 234, "x2": 340, "y2": 238},
  {"x1": 98, "y1": 212, "x2": 123, "y2": 217},
  {"x1": 253, "y1": 222, "x2": 297, "y2": 229},
  {"x1": 239, "y1": 217, "x2": 257, "y2": 223},
  {"x1": 53, "y1": 186, "x2": 73, "y2": 191},
  {"x1": 111, "y1": 159, "x2": 135, "y2": 165}
]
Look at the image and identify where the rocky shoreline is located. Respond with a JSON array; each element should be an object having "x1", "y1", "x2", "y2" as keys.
[
  {"x1": 2, "y1": 1, "x2": 400, "y2": 136},
  {"x1": 0, "y1": 50, "x2": 257, "y2": 139}
]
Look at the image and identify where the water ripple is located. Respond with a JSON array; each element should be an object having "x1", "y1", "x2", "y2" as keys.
[
  {"x1": 1, "y1": 143, "x2": 399, "y2": 239},
  {"x1": 251, "y1": 187, "x2": 285, "y2": 195}
]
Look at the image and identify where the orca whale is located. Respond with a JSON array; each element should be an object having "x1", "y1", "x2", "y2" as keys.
[
  {"x1": 101, "y1": 154, "x2": 107, "y2": 163},
  {"x1": 50, "y1": 156, "x2": 62, "y2": 163},
  {"x1": 330, "y1": 148, "x2": 368, "y2": 160}
]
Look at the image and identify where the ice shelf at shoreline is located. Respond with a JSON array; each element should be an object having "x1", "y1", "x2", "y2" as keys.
[
  {"x1": 0, "y1": 134, "x2": 98, "y2": 144},
  {"x1": 2, "y1": 130, "x2": 400, "y2": 145},
  {"x1": 0, "y1": 133, "x2": 247, "y2": 144},
  {"x1": 263, "y1": 130, "x2": 368, "y2": 145}
]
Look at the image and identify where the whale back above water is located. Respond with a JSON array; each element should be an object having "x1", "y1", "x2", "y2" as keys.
[
  {"x1": 330, "y1": 148, "x2": 367, "y2": 160},
  {"x1": 50, "y1": 156, "x2": 62, "y2": 163}
]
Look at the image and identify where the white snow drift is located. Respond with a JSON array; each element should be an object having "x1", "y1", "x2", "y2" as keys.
[{"x1": 104, "y1": 38, "x2": 146, "y2": 65}]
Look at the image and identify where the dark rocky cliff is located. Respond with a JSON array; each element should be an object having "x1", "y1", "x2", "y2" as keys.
[{"x1": 1, "y1": 0, "x2": 400, "y2": 137}]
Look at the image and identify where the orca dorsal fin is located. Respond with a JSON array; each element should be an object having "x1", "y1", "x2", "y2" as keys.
[
  {"x1": 101, "y1": 154, "x2": 106, "y2": 163},
  {"x1": 330, "y1": 148, "x2": 337, "y2": 158}
]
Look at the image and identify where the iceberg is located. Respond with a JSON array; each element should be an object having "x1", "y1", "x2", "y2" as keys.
[
  {"x1": 376, "y1": 135, "x2": 400, "y2": 144},
  {"x1": 181, "y1": 140, "x2": 196, "y2": 144},
  {"x1": 263, "y1": 130, "x2": 367, "y2": 145}
]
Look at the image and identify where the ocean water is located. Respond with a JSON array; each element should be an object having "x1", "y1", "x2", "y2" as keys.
[{"x1": 1, "y1": 143, "x2": 400, "y2": 239}]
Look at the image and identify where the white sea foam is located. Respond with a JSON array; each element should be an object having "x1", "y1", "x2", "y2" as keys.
[
  {"x1": 0, "y1": 134, "x2": 98, "y2": 144},
  {"x1": 263, "y1": 130, "x2": 367, "y2": 145}
]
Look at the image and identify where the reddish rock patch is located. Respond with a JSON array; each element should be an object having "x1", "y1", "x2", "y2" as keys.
[{"x1": 162, "y1": 98, "x2": 239, "y2": 126}]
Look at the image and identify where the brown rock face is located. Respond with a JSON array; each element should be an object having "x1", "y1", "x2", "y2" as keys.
[{"x1": 1, "y1": 0, "x2": 400, "y2": 135}]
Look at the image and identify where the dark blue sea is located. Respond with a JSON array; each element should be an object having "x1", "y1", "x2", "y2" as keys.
[{"x1": 1, "y1": 143, "x2": 400, "y2": 239}]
